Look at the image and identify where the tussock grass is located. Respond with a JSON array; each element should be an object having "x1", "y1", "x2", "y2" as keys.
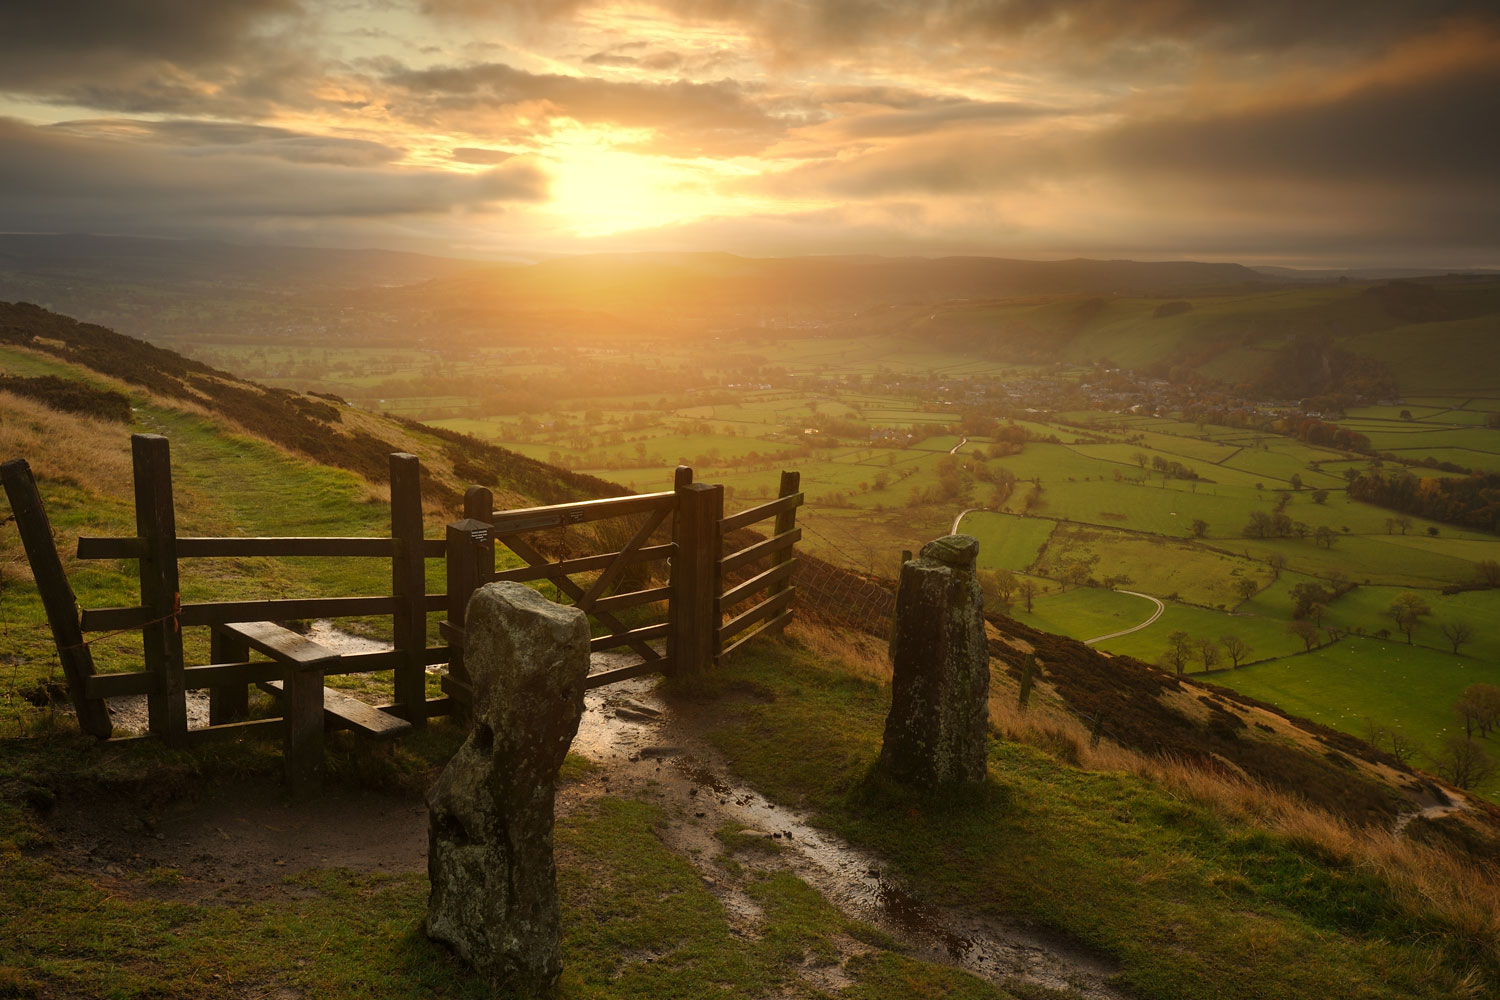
[{"x1": 754, "y1": 619, "x2": 1500, "y2": 994}]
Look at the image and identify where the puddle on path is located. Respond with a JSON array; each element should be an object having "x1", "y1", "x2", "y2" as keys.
[{"x1": 571, "y1": 671, "x2": 1128, "y2": 1000}]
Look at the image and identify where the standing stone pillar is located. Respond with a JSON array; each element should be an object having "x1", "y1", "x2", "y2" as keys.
[
  {"x1": 876, "y1": 535, "x2": 990, "y2": 789},
  {"x1": 427, "y1": 582, "x2": 591, "y2": 997}
]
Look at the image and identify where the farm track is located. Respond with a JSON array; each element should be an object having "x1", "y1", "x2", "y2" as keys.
[{"x1": 1082, "y1": 590, "x2": 1165, "y2": 645}]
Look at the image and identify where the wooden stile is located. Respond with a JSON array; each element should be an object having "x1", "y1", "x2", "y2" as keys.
[
  {"x1": 389, "y1": 453, "x2": 428, "y2": 727},
  {"x1": 132, "y1": 434, "x2": 188, "y2": 747},
  {"x1": 0, "y1": 459, "x2": 112, "y2": 738},
  {"x1": 8, "y1": 432, "x2": 805, "y2": 793}
]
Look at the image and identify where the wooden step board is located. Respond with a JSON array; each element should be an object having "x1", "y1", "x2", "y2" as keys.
[{"x1": 260, "y1": 679, "x2": 413, "y2": 741}]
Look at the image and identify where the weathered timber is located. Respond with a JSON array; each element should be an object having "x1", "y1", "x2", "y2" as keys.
[
  {"x1": 720, "y1": 527, "x2": 800, "y2": 575},
  {"x1": 590, "y1": 622, "x2": 669, "y2": 653},
  {"x1": 489, "y1": 543, "x2": 673, "y2": 585},
  {"x1": 260, "y1": 680, "x2": 413, "y2": 740},
  {"x1": 427, "y1": 582, "x2": 590, "y2": 995},
  {"x1": 133, "y1": 434, "x2": 187, "y2": 746},
  {"x1": 718, "y1": 489, "x2": 803, "y2": 534},
  {"x1": 0, "y1": 458, "x2": 112, "y2": 738},
  {"x1": 80, "y1": 536, "x2": 402, "y2": 559},
  {"x1": 589, "y1": 584, "x2": 671, "y2": 614},
  {"x1": 485, "y1": 491, "x2": 672, "y2": 536},
  {"x1": 223, "y1": 620, "x2": 338, "y2": 795},
  {"x1": 670, "y1": 481, "x2": 722, "y2": 674},
  {"x1": 719, "y1": 586, "x2": 795, "y2": 644},
  {"x1": 574, "y1": 505, "x2": 670, "y2": 611},
  {"x1": 721, "y1": 558, "x2": 797, "y2": 609},
  {"x1": 764, "y1": 470, "x2": 800, "y2": 638},
  {"x1": 877, "y1": 535, "x2": 990, "y2": 790},
  {"x1": 390, "y1": 453, "x2": 428, "y2": 728},
  {"x1": 208, "y1": 627, "x2": 250, "y2": 725},
  {"x1": 585, "y1": 657, "x2": 667, "y2": 689},
  {"x1": 720, "y1": 609, "x2": 794, "y2": 659},
  {"x1": 499, "y1": 532, "x2": 661, "y2": 663}
]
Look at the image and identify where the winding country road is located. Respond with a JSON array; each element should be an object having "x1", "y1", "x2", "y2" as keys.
[
  {"x1": 951, "y1": 507, "x2": 983, "y2": 535},
  {"x1": 1083, "y1": 590, "x2": 1166, "y2": 645}
]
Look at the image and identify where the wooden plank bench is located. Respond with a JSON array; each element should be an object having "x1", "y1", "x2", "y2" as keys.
[{"x1": 214, "y1": 621, "x2": 412, "y2": 796}]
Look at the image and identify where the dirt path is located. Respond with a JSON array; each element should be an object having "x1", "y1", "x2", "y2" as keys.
[
  {"x1": 45, "y1": 650, "x2": 1126, "y2": 999},
  {"x1": 1083, "y1": 590, "x2": 1165, "y2": 645}
]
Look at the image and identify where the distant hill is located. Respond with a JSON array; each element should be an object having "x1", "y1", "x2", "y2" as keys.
[
  {"x1": 0, "y1": 233, "x2": 482, "y2": 291},
  {"x1": 0, "y1": 300, "x2": 617, "y2": 509},
  {"x1": 387, "y1": 253, "x2": 1269, "y2": 325}
]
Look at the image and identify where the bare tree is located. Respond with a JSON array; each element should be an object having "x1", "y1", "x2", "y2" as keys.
[
  {"x1": 1386, "y1": 591, "x2": 1432, "y2": 645},
  {"x1": 1235, "y1": 578, "x2": 1259, "y2": 602},
  {"x1": 1161, "y1": 631, "x2": 1195, "y2": 674},
  {"x1": 1017, "y1": 578, "x2": 1039, "y2": 613},
  {"x1": 1439, "y1": 620, "x2": 1475, "y2": 655},
  {"x1": 1288, "y1": 621, "x2": 1320, "y2": 652},
  {"x1": 1476, "y1": 558, "x2": 1500, "y2": 587},
  {"x1": 1456, "y1": 683, "x2": 1500, "y2": 737},
  {"x1": 1266, "y1": 553, "x2": 1288, "y2": 579},
  {"x1": 1197, "y1": 638, "x2": 1221, "y2": 671},
  {"x1": 1219, "y1": 634, "x2": 1252, "y2": 667},
  {"x1": 1435, "y1": 734, "x2": 1496, "y2": 790}
]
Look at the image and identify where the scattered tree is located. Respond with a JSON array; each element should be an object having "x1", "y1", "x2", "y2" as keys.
[
  {"x1": 1288, "y1": 621, "x2": 1321, "y2": 651},
  {"x1": 1439, "y1": 620, "x2": 1475, "y2": 656},
  {"x1": 1313, "y1": 525, "x2": 1335, "y2": 548},
  {"x1": 1266, "y1": 553, "x2": 1288, "y2": 579},
  {"x1": 1289, "y1": 473, "x2": 1303, "y2": 491},
  {"x1": 1435, "y1": 734, "x2": 1496, "y2": 790},
  {"x1": 1017, "y1": 579, "x2": 1039, "y2": 613},
  {"x1": 1197, "y1": 638, "x2": 1221, "y2": 671},
  {"x1": 1190, "y1": 518, "x2": 1208, "y2": 538},
  {"x1": 1386, "y1": 591, "x2": 1432, "y2": 644},
  {"x1": 1311, "y1": 489, "x2": 1329, "y2": 505},
  {"x1": 1235, "y1": 578, "x2": 1260, "y2": 602},
  {"x1": 1161, "y1": 631, "x2": 1195, "y2": 674},
  {"x1": 1219, "y1": 634, "x2": 1252, "y2": 667},
  {"x1": 1476, "y1": 559, "x2": 1500, "y2": 587},
  {"x1": 1455, "y1": 683, "x2": 1500, "y2": 737}
]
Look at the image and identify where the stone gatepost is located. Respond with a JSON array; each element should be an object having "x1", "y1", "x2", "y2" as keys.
[
  {"x1": 427, "y1": 581, "x2": 590, "y2": 997},
  {"x1": 876, "y1": 534, "x2": 991, "y2": 789}
]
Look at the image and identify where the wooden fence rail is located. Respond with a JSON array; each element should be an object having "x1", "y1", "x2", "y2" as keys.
[{"x1": 4, "y1": 435, "x2": 803, "y2": 795}]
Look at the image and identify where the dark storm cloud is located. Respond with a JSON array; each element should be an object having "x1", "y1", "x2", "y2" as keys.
[
  {"x1": 384, "y1": 61, "x2": 805, "y2": 155},
  {"x1": 0, "y1": 117, "x2": 547, "y2": 234},
  {"x1": 52, "y1": 119, "x2": 405, "y2": 166}
]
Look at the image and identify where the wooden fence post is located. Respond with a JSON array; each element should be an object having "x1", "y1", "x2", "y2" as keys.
[
  {"x1": 390, "y1": 453, "x2": 427, "y2": 727},
  {"x1": 0, "y1": 459, "x2": 112, "y2": 738},
  {"x1": 669, "y1": 477, "x2": 722, "y2": 675},
  {"x1": 133, "y1": 434, "x2": 187, "y2": 746},
  {"x1": 208, "y1": 628, "x2": 250, "y2": 725},
  {"x1": 284, "y1": 656, "x2": 332, "y2": 799},
  {"x1": 765, "y1": 470, "x2": 800, "y2": 636}
]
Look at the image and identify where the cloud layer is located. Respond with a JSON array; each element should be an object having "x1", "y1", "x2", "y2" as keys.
[{"x1": 0, "y1": 0, "x2": 1494, "y2": 264}]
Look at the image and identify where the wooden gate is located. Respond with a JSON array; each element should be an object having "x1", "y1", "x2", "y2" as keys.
[{"x1": 3, "y1": 435, "x2": 803, "y2": 790}]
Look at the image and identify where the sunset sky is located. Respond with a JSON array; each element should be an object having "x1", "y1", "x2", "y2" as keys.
[{"x1": 1, "y1": 1, "x2": 1497, "y2": 266}]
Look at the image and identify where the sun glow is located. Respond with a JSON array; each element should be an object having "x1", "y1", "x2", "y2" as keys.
[{"x1": 543, "y1": 129, "x2": 732, "y2": 237}]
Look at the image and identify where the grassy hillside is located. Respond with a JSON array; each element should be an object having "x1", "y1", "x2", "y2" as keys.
[
  {"x1": 5, "y1": 305, "x2": 1500, "y2": 998},
  {"x1": 916, "y1": 276, "x2": 1500, "y2": 394}
]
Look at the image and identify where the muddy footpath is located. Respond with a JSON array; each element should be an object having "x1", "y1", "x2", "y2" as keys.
[{"x1": 45, "y1": 651, "x2": 1126, "y2": 1000}]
